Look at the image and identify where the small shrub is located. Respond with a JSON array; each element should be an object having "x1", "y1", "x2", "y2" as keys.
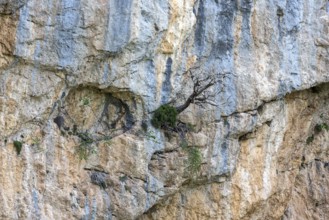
[
  {"x1": 77, "y1": 141, "x2": 97, "y2": 160},
  {"x1": 77, "y1": 144, "x2": 89, "y2": 160},
  {"x1": 145, "y1": 131, "x2": 156, "y2": 140},
  {"x1": 314, "y1": 123, "x2": 329, "y2": 133},
  {"x1": 179, "y1": 140, "x2": 189, "y2": 149},
  {"x1": 187, "y1": 147, "x2": 202, "y2": 174},
  {"x1": 187, "y1": 123, "x2": 196, "y2": 132},
  {"x1": 124, "y1": 185, "x2": 132, "y2": 192},
  {"x1": 13, "y1": 140, "x2": 23, "y2": 155},
  {"x1": 31, "y1": 136, "x2": 43, "y2": 152},
  {"x1": 141, "y1": 120, "x2": 148, "y2": 132},
  {"x1": 144, "y1": 130, "x2": 160, "y2": 144},
  {"x1": 119, "y1": 175, "x2": 128, "y2": 182},
  {"x1": 183, "y1": 146, "x2": 202, "y2": 175},
  {"x1": 81, "y1": 97, "x2": 91, "y2": 106},
  {"x1": 315, "y1": 124, "x2": 323, "y2": 133},
  {"x1": 76, "y1": 132, "x2": 96, "y2": 160},
  {"x1": 72, "y1": 124, "x2": 78, "y2": 134},
  {"x1": 151, "y1": 105, "x2": 177, "y2": 129},
  {"x1": 306, "y1": 135, "x2": 314, "y2": 145},
  {"x1": 77, "y1": 132, "x2": 94, "y2": 144},
  {"x1": 31, "y1": 137, "x2": 41, "y2": 146}
]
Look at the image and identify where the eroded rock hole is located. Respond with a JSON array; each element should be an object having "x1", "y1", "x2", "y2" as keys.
[{"x1": 60, "y1": 86, "x2": 139, "y2": 139}]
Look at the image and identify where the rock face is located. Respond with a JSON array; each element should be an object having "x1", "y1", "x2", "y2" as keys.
[{"x1": 0, "y1": 0, "x2": 328, "y2": 219}]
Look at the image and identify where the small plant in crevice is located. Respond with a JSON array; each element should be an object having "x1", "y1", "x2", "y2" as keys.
[
  {"x1": 145, "y1": 130, "x2": 156, "y2": 140},
  {"x1": 13, "y1": 140, "x2": 23, "y2": 155},
  {"x1": 119, "y1": 175, "x2": 128, "y2": 182},
  {"x1": 103, "y1": 139, "x2": 112, "y2": 149},
  {"x1": 305, "y1": 121, "x2": 329, "y2": 145},
  {"x1": 184, "y1": 146, "x2": 202, "y2": 175},
  {"x1": 77, "y1": 144, "x2": 96, "y2": 161},
  {"x1": 160, "y1": 121, "x2": 202, "y2": 176},
  {"x1": 60, "y1": 123, "x2": 114, "y2": 161},
  {"x1": 186, "y1": 123, "x2": 196, "y2": 132},
  {"x1": 179, "y1": 140, "x2": 189, "y2": 150},
  {"x1": 77, "y1": 132, "x2": 94, "y2": 145},
  {"x1": 31, "y1": 136, "x2": 41, "y2": 146},
  {"x1": 75, "y1": 133, "x2": 111, "y2": 161},
  {"x1": 306, "y1": 135, "x2": 314, "y2": 145},
  {"x1": 151, "y1": 104, "x2": 177, "y2": 129},
  {"x1": 31, "y1": 136, "x2": 43, "y2": 152},
  {"x1": 148, "y1": 69, "x2": 230, "y2": 178},
  {"x1": 80, "y1": 97, "x2": 91, "y2": 106},
  {"x1": 314, "y1": 123, "x2": 329, "y2": 133},
  {"x1": 124, "y1": 185, "x2": 132, "y2": 192},
  {"x1": 76, "y1": 132, "x2": 97, "y2": 161},
  {"x1": 141, "y1": 120, "x2": 148, "y2": 132},
  {"x1": 180, "y1": 140, "x2": 202, "y2": 175},
  {"x1": 144, "y1": 130, "x2": 160, "y2": 144}
]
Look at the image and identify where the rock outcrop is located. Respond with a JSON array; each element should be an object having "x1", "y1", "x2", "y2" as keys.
[{"x1": 0, "y1": 0, "x2": 328, "y2": 219}]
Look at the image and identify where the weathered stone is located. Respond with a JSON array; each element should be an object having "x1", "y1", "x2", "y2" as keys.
[
  {"x1": 0, "y1": 0, "x2": 328, "y2": 219},
  {"x1": 0, "y1": 0, "x2": 27, "y2": 15}
]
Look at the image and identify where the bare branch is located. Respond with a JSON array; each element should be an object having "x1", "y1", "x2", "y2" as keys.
[{"x1": 175, "y1": 70, "x2": 225, "y2": 114}]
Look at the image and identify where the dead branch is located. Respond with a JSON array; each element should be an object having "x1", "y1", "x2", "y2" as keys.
[{"x1": 175, "y1": 70, "x2": 229, "y2": 114}]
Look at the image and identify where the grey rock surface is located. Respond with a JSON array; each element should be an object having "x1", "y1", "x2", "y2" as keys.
[{"x1": 0, "y1": 0, "x2": 328, "y2": 219}]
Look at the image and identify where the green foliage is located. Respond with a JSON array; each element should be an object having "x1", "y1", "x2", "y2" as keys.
[
  {"x1": 183, "y1": 146, "x2": 202, "y2": 175},
  {"x1": 141, "y1": 120, "x2": 148, "y2": 132},
  {"x1": 315, "y1": 123, "x2": 329, "y2": 133},
  {"x1": 124, "y1": 185, "x2": 132, "y2": 192},
  {"x1": 77, "y1": 142, "x2": 97, "y2": 161},
  {"x1": 145, "y1": 131, "x2": 156, "y2": 140},
  {"x1": 179, "y1": 140, "x2": 189, "y2": 150},
  {"x1": 80, "y1": 97, "x2": 91, "y2": 106},
  {"x1": 151, "y1": 105, "x2": 177, "y2": 129},
  {"x1": 76, "y1": 132, "x2": 96, "y2": 160},
  {"x1": 187, "y1": 147, "x2": 202, "y2": 174},
  {"x1": 314, "y1": 124, "x2": 322, "y2": 132},
  {"x1": 31, "y1": 136, "x2": 44, "y2": 152},
  {"x1": 77, "y1": 132, "x2": 94, "y2": 144},
  {"x1": 13, "y1": 140, "x2": 23, "y2": 155},
  {"x1": 144, "y1": 130, "x2": 160, "y2": 144},
  {"x1": 77, "y1": 144, "x2": 88, "y2": 160},
  {"x1": 31, "y1": 136, "x2": 41, "y2": 146},
  {"x1": 119, "y1": 175, "x2": 128, "y2": 182},
  {"x1": 186, "y1": 123, "x2": 196, "y2": 132},
  {"x1": 306, "y1": 135, "x2": 314, "y2": 145}
]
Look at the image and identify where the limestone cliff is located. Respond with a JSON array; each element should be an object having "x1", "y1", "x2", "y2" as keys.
[{"x1": 0, "y1": 0, "x2": 328, "y2": 219}]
